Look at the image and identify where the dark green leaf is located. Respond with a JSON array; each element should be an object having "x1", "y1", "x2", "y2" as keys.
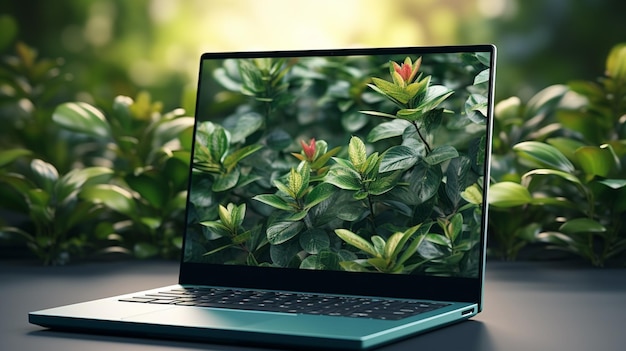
[
  {"x1": 366, "y1": 119, "x2": 411, "y2": 142},
  {"x1": 380, "y1": 145, "x2": 420, "y2": 172},
  {"x1": 267, "y1": 221, "x2": 304, "y2": 245},
  {"x1": 559, "y1": 218, "x2": 606, "y2": 235},
  {"x1": 304, "y1": 183, "x2": 334, "y2": 210},
  {"x1": 212, "y1": 171, "x2": 240, "y2": 192},
  {"x1": 299, "y1": 229, "x2": 330, "y2": 254},
  {"x1": 425, "y1": 145, "x2": 459, "y2": 166},
  {"x1": 0, "y1": 148, "x2": 32, "y2": 168}
]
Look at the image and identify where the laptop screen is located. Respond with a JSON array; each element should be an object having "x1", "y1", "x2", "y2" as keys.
[{"x1": 183, "y1": 46, "x2": 495, "y2": 297}]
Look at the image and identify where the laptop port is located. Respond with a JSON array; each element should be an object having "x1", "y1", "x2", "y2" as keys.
[{"x1": 461, "y1": 308, "x2": 475, "y2": 316}]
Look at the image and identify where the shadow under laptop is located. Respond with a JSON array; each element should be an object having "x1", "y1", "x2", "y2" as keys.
[{"x1": 28, "y1": 320, "x2": 495, "y2": 351}]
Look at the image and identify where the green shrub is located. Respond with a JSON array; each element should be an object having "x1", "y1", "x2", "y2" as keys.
[{"x1": 489, "y1": 43, "x2": 626, "y2": 266}]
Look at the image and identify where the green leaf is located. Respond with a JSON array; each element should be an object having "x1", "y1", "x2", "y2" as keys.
[
  {"x1": 424, "y1": 145, "x2": 459, "y2": 166},
  {"x1": 325, "y1": 166, "x2": 362, "y2": 191},
  {"x1": 384, "y1": 232, "x2": 404, "y2": 260},
  {"x1": 0, "y1": 148, "x2": 32, "y2": 168},
  {"x1": 212, "y1": 170, "x2": 240, "y2": 192},
  {"x1": 559, "y1": 218, "x2": 606, "y2": 235},
  {"x1": 606, "y1": 43, "x2": 626, "y2": 81},
  {"x1": 514, "y1": 141, "x2": 575, "y2": 172},
  {"x1": 418, "y1": 85, "x2": 454, "y2": 112},
  {"x1": 267, "y1": 221, "x2": 304, "y2": 245},
  {"x1": 473, "y1": 68, "x2": 490, "y2": 85},
  {"x1": 380, "y1": 145, "x2": 420, "y2": 172},
  {"x1": 56, "y1": 167, "x2": 114, "y2": 203},
  {"x1": 369, "y1": 79, "x2": 411, "y2": 104},
  {"x1": 522, "y1": 169, "x2": 583, "y2": 188},
  {"x1": 369, "y1": 170, "x2": 401, "y2": 196},
  {"x1": 488, "y1": 182, "x2": 532, "y2": 207},
  {"x1": 253, "y1": 194, "x2": 294, "y2": 211},
  {"x1": 223, "y1": 144, "x2": 263, "y2": 172},
  {"x1": 359, "y1": 110, "x2": 399, "y2": 119},
  {"x1": 425, "y1": 233, "x2": 451, "y2": 247},
  {"x1": 524, "y1": 85, "x2": 568, "y2": 119},
  {"x1": 366, "y1": 119, "x2": 411, "y2": 142},
  {"x1": 304, "y1": 183, "x2": 334, "y2": 210},
  {"x1": 446, "y1": 213, "x2": 463, "y2": 242},
  {"x1": 348, "y1": 136, "x2": 368, "y2": 173},
  {"x1": 80, "y1": 184, "x2": 136, "y2": 217},
  {"x1": 597, "y1": 179, "x2": 626, "y2": 189},
  {"x1": 209, "y1": 126, "x2": 229, "y2": 163},
  {"x1": 125, "y1": 173, "x2": 167, "y2": 208},
  {"x1": 225, "y1": 112, "x2": 263, "y2": 143},
  {"x1": 461, "y1": 184, "x2": 483, "y2": 205},
  {"x1": 546, "y1": 137, "x2": 586, "y2": 164},
  {"x1": 575, "y1": 145, "x2": 616, "y2": 178},
  {"x1": 30, "y1": 159, "x2": 58, "y2": 193},
  {"x1": 299, "y1": 229, "x2": 330, "y2": 254},
  {"x1": 300, "y1": 250, "x2": 340, "y2": 270},
  {"x1": 52, "y1": 102, "x2": 111, "y2": 138},
  {"x1": 152, "y1": 117, "x2": 194, "y2": 150},
  {"x1": 335, "y1": 229, "x2": 377, "y2": 257}
]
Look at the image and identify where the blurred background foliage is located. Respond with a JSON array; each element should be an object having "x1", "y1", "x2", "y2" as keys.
[
  {"x1": 2, "y1": 0, "x2": 625, "y2": 108},
  {"x1": 1, "y1": 0, "x2": 625, "y2": 264}
]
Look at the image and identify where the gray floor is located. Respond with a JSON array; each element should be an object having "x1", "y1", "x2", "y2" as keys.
[{"x1": 1, "y1": 259, "x2": 625, "y2": 351}]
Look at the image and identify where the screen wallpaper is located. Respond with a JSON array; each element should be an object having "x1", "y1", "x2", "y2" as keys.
[{"x1": 184, "y1": 50, "x2": 493, "y2": 278}]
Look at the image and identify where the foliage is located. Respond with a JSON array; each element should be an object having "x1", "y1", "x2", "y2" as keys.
[
  {"x1": 0, "y1": 43, "x2": 193, "y2": 263},
  {"x1": 489, "y1": 43, "x2": 626, "y2": 266},
  {"x1": 185, "y1": 52, "x2": 490, "y2": 277},
  {"x1": 51, "y1": 94, "x2": 193, "y2": 259}
]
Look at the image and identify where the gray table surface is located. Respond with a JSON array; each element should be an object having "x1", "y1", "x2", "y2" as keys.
[{"x1": 1, "y1": 259, "x2": 625, "y2": 351}]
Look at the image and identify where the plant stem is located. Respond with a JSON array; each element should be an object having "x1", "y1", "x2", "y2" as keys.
[{"x1": 412, "y1": 122, "x2": 432, "y2": 154}]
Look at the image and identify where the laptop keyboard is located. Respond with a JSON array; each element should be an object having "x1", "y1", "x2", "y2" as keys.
[{"x1": 119, "y1": 287, "x2": 450, "y2": 321}]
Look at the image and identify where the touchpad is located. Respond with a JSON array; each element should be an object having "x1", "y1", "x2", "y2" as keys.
[{"x1": 123, "y1": 306, "x2": 287, "y2": 329}]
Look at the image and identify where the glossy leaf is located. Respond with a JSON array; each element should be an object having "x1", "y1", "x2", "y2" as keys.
[
  {"x1": 253, "y1": 194, "x2": 293, "y2": 212},
  {"x1": 299, "y1": 229, "x2": 330, "y2": 254},
  {"x1": 380, "y1": 145, "x2": 420, "y2": 172},
  {"x1": 325, "y1": 166, "x2": 362, "y2": 191},
  {"x1": 488, "y1": 181, "x2": 532, "y2": 207},
  {"x1": 348, "y1": 136, "x2": 367, "y2": 173},
  {"x1": 52, "y1": 102, "x2": 111, "y2": 138},
  {"x1": 575, "y1": 145, "x2": 615, "y2": 178},
  {"x1": 80, "y1": 184, "x2": 136, "y2": 217},
  {"x1": 30, "y1": 159, "x2": 58, "y2": 193},
  {"x1": 335, "y1": 229, "x2": 377, "y2": 257},
  {"x1": 514, "y1": 141, "x2": 575, "y2": 172},
  {"x1": 559, "y1": 218, "x2": 606, "y2": 235},
  {"x1": 424, "y1": 145, "x2": 459, "y2": 166},
  {"x1": 366, "y1": 119, "x2": 411, "y2": 142},
  {"x1": 304, "y1": 183, "x2": 334, "y2": 210},
  {"x1": 266, "y1": 221, "x2": 304, "y2": 245}
]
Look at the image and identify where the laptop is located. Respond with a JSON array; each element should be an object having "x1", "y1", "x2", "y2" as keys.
[{"x1": 29, "y1": 44, "x2": 496, "y2": 350}]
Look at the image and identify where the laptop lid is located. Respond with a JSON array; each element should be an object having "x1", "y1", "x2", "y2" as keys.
[{"x1": 180, "y1": 45, "x2": 495, "y2": 308}]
